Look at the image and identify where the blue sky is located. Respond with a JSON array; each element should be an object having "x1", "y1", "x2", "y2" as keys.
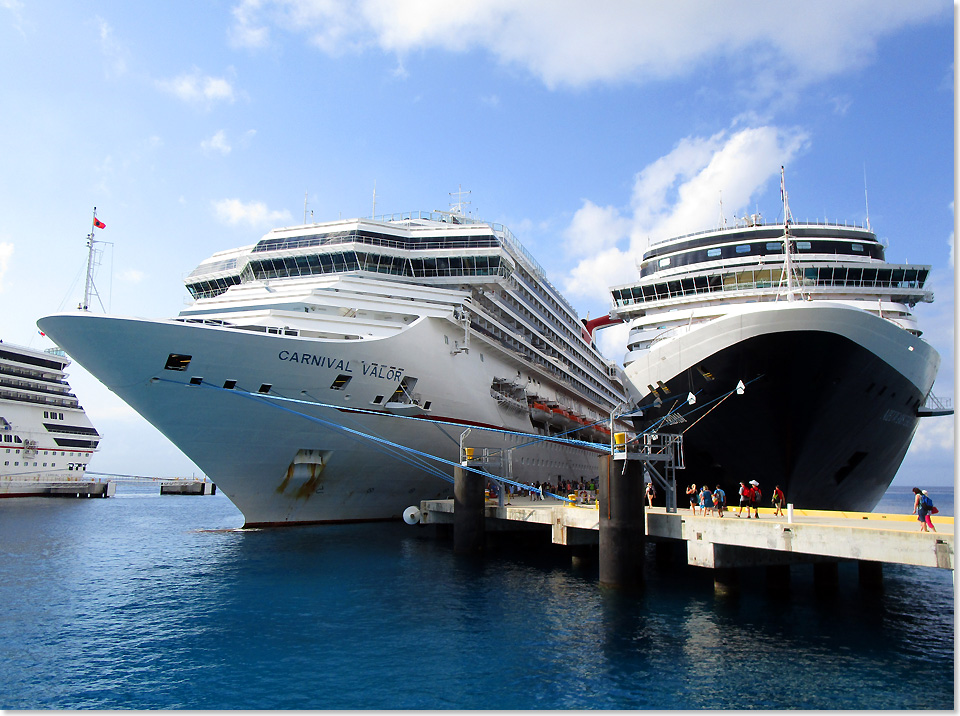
[{"x1": 0, "y1": 1, "x2": 954, "y2": 485}]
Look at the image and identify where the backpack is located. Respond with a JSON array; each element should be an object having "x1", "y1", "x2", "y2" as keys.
[
  {"x1": 752, "y1": 487, "x2": 761, "y2": 503},
  {"x1": 920, "y1": 493, "x2": 933, "y2": 509}
]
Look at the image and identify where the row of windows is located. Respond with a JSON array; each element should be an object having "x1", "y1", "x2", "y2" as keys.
[
  {"x1": 186, "y1": 252, "x2": 508, "y2": 299},
  {"x1": 613, "y1": 265, "x2": 931, "y2": 306},
  {"x1": 5, "y1": 448, "x2": 87, "y2": 456},
  {"x1": 642, "y1": 239, "x2": 884, "y2": 277},
  {"x1": 4, "y1": 461, "x2": 86, "y2": 469}
]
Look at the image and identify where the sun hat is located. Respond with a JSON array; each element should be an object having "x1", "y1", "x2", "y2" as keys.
[{"x1": 749, "y1": 480, "x2": 759, "y2": 486}]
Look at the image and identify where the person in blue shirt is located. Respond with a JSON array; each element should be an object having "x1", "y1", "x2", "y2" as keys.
[
  {"x1": 699, "y1": 485, "x2": 714, "y2": 516},
  {"x1": 713, "y1": 485, "x2": 726, "y2": 517}
]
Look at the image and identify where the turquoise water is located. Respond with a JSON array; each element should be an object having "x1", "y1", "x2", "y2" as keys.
[{"x1": 0, "y1": 483, "x2": 953, "y2": 709}]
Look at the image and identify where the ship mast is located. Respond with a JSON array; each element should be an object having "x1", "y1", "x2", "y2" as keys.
[
  {"x1": 80, "y1": 207, "x2": 105, "y2": 312},
  {"x1": 780, "y1": 167, "x2": 796, "y2": 302}
]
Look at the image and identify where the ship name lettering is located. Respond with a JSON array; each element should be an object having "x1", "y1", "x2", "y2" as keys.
[
  {"x1": 881, "y1": 408, "x2": 912, "y2": 428},
  {"x1": 277, "y1": 350, "x2": 352, "y2": 372},
  {"x1": 361, "y1": 361, "x2": 403, "y2": 381}
]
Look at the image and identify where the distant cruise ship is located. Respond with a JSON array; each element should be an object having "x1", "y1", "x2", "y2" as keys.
[
  {"x1": 0, "y1": 341, "x2": 101, "y2": 496},
  {"x1": 39, "y1": 206, "x2": 627, "y2": 526},
  {"x1": 609, "y1": 186, "x2": 947, "y2": 511}
]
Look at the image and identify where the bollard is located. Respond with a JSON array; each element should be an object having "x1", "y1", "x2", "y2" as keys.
[
  {"x1": 453, "y1": 464, "x2": 485, "y2": 555},
  {"x1": 598, "y1": 453, "x2": 645, "y2": 589},
  {"x1": 787, "y1": 503, "x2": 794, "y2": 523}
]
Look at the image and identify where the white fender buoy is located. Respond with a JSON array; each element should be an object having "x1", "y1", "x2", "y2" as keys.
[{"x1": 402, "y1": 505, "x2": 421, "y2": 525}]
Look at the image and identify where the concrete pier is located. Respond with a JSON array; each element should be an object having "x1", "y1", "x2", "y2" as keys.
[
  {"x1": 0, "y1": 481, "x2": 116, "y2": 498},
  {"x1": 159, "y1": 480, "x2": 216, "y2": 495},
  {"x1": 418, "y1": 498, "x2": 954, "y2": 575}
]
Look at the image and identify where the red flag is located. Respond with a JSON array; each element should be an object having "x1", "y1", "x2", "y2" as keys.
[{"x1": 93, "y1": 218, "x2": 106, "y2": 229}]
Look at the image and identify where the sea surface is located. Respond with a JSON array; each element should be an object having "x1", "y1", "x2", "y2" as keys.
[{"x1": 0, "y1": 482, "x2": 953, "y2": 710}]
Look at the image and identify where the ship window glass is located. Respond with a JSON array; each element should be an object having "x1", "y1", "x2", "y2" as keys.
[
  {"x1": 658, "y1": 257, "x2": 671, "y2": 268},
  {"x1": 373, "y1": 395, "x2": 384, "y2": 404},
  {"x1": 796, "y1": 241, "x2": 811, "y2": 250},
  {"x1": 735, "y1": 245, "x2": 750, "y2": 254},
  {"x1": 766, "y1": 242, "x2": 783, "y2": 251},
  {"x1": 165, "y1": 354, "x2": 192, "y2": 371},
  {"x1": 707, "y1": 248, "x2": 721, "y2": 257},
  {"x1": 851, "y1": 243, "x2": 864, "y2": 252},
  {"x1": 189, "y1": 377, "x2": 203, "y2": 386},
  {"x1": 258, "y1": 384, "x2": 272, "y2": 394},
  {"x1": 330, "y1": 374, "x2": 352, "y2": 390},
  {"x1": 223, "y1": 379, "x2": 237, "y2": 390}
]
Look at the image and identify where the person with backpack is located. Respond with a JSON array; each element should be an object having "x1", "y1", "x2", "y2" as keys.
[
  {"x1": 713, "y1": 484, "x2": 726, "y2": 518},
  {"x1": 912, "y1": 487, "x2": 938, "y2": 532},
  {"x1": 771, "y1": 485, "x2": 785, "y2": 517},
  {"x1": 736, "y1": 481, "x2": 748, "y2": 517},
  {"x1": 749, "y1": 480, "x2": 761, "y2": 518}
]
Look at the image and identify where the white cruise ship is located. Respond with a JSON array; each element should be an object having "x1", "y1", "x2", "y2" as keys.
[
  {"x1": 38, "y1": 208, "x2": 627, "y2": 526},
  {"x1": 0, "y1": 341, "x2": 101, "y2": 495},
  {"x1": 608, "y1": 194, "x2": 947, "y2": 511}
]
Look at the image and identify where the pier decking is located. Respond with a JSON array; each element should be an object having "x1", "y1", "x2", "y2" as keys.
[{"x1": 419, "y1": 496, "x2": 954, "y2": 571}]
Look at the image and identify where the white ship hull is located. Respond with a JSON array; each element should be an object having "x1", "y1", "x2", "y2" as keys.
[
  {"x1": 622, "y1": 301, "x2": 940, "y2": 510},
  {"x1": 38, "y1": 312, "x2": 609, "y2": 525}
]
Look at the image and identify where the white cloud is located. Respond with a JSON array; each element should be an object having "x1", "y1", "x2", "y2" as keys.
[
  {"x1": 558, "y1": 124, "x2": 809, "y2": 304},
  {"x1": 227, "y1": 1, "x2": 947, "y2": 94},
  {"x1": 96, "y1": 17, "x2": 128, "y2": 77},
  {"x1": 157, "y1": 68, "x2": 237, "y2": 106},
  {"x1": 562, "y1": 200, "x2": 631, "y2": 258},
  {"x1": 213, "y1": 198, "x2": 293, "y2": 228},
  {"x1": 201, "y1": 130, "x2": 232, "y2": 155},
  {"x1": 117, "y1": 268, "x2": 145, "y2": 284},
  {"x1": 908, "y1": 414, "x2": 955, "y2": 454}
]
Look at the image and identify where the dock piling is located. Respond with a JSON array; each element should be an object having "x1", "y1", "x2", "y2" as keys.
[
  {"x1": 453, "y1": 465, "x2": 485, "y2": 554},
  {"x1": 598, "y1": 454, "x2": 645, "y2": 589}
]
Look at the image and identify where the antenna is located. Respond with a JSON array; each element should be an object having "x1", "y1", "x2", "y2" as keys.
[
  {"x1": 449, "y1": 184, "x2": 471, "y2": 215},
  {"x1": 303, "y1": 191, "x2": 308, "y2": 224},
  {"x1": 717, "y1": 190, "x2": 726, "y2": 229},
  {"x1": 372, "y1": 181, "x2": 377, "y2": 219}
]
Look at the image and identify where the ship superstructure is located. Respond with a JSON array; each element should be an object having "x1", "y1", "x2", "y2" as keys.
[
  {"x1": 0, "y1": 341, "x2": 100, "y2": 494},
  {"x1": 39, "y1": 208, "x2": 627, "y2": 525}
]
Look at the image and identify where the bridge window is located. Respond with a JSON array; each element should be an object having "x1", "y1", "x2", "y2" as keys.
[{"x1": 735, "y1": 245, "x2": 750, "y2": 254}]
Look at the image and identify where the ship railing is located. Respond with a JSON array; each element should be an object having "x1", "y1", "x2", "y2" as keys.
[
  {"x1": 922, "y1": 394, "x2": 952, "y2": 411},
  {"x1": 648, "y1": 217, "x2": 870, "y2": 248}
]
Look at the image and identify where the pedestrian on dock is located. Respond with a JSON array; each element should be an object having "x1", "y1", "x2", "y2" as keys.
[
  {"x1": 749, "y1": 480, "x2": 761, "y2": 518},
  {"x1": 772, "y1": 485, "x2": 785, "y2": 517},
  {"x1": 687, "y1": 484, "x2": 698, "y2": 514},
  {"x1": 713, "y1": 484, "x2": 726, "y2": 517},
  {"x1": 700, "y1": 485, "x2": 714, "y2": 516},
  {"x1": 736, "y1": 481, "x2": 748, "y2": 517},
  {"x1": 912, "y1": 487, "x2": 938, "y2": 532},
  {"x1": 645, "y1": 481, "x2": 656, "y2": 508}
]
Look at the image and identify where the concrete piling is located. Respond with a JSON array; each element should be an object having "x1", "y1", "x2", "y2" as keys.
[{"x1": 598, "y1": 454, "x2": 645, "y2": 589}]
